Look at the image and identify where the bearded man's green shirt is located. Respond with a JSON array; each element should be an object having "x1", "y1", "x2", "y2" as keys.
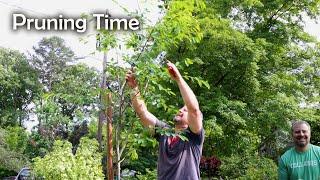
[{"x1": 278, "y1": 144, "x2": 320, "y2": 180}]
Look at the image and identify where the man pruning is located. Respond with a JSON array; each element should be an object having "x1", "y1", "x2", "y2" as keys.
[{"x1": 126, "y1": 61, "x2": 204, "y2": 180}]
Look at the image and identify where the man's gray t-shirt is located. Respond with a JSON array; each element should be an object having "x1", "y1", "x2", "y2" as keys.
[{"x1": 155, "y1": 120, "x2": 205, "y2": 180}]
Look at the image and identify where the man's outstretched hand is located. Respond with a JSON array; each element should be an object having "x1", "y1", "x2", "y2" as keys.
[
  {"x1": 126, "y1": 61, "x2": 181, "y2": 87},
  {"x1": 166, "y1": 61, "x2": 182, "y2": 81},
  {"x1": 125, "y1": 70, "x2": 138, "y2": 89}
]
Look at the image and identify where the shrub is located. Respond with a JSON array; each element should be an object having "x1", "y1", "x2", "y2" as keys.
[
  {"x1": 219, "y1": 155, "x2": 277, "y2": 179},
  {"x1": 33, "y1": 137, "x2": 104, "y2": 180},
  {"x1": 200, "y1": 156, "x2": 221, "y2": 177}
]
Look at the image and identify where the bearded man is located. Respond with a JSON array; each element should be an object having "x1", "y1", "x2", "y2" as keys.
[{"x1": 278, "y1": 120, "x2": 320, "y2": 179}]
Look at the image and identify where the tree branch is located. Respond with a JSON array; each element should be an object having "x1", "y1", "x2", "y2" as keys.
[{"x1": 214, "y1": 72, "x2": 229, "y2": 87}]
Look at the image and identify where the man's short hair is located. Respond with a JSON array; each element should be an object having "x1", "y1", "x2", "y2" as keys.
[{"x1": 291, "y1": 120, "x2": 311, "y2": 133}]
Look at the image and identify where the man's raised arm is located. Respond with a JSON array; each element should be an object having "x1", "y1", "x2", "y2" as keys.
[
  {"x1": 167, "y1": 61, "x2": 203, "y2": 134},
  {"x1": 125, "y1": 70, "x2": 157, "y2": 128}
]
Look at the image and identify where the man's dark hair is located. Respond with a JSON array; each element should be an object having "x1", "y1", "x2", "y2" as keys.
[{"x1": 291, "y1": 120, "x2": 311, "y2": 133}]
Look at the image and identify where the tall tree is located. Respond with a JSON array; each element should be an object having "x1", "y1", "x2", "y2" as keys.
[
  {"x1": 30, "y1": 36, "x2": 75, "y2": 91},
  {"x1": 35, "y1": 64, "x2": 99, "y2": 140},
  {"x1": 30, "y1": 36, "x2": 97, "y2": 139},
  {"x1": 0, "y1": 48, "x2": 41, "y2": 127}
]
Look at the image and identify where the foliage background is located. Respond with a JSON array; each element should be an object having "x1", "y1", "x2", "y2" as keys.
[{"x1": 0, "y1": 0, "x2": 320, "y2": 179}]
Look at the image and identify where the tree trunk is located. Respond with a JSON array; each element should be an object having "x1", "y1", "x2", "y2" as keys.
[
  {"x1": 97, "y1": 51, "x2": 107, "y2": 149},
  {"x1": 97, "y1": 111, "x2": 104, "y2": 150},
  {"x1": 106, "y1": 92, "x2": 113, "y2": 180},
  {"x1": 116, "y1": 108, "x2": 121, "y2": 180},
  {"x1": 115, "y1": 80, "x2": 127, "y2": 180}
]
